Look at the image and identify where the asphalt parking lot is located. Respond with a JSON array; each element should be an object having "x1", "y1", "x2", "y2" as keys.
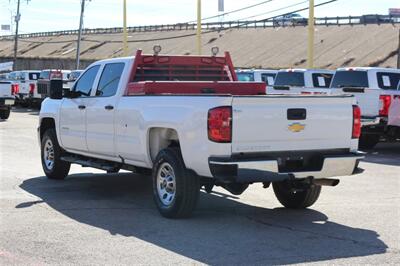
[{"x1": 1, "y1": 108, "x2": 399, "y2": 265}]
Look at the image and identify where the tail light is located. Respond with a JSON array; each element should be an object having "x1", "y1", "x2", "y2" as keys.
[
  {"x1": 208, "y1": 106, "x2": 232, "y2": 143},
  {"x1": 29, "y1": 83, "x2": 35, "y2": 94},
  {"x1": 11, "y1": 84, "x2": 19, "y2": 95},
  {"x1": 352, "y1": 105, "x2": 361, "y2": 139},
  {"x1": 379, "y1": 95, "x2": 391, "y2": 116},
  {"x1": 301, "y1": 91, "x2": 312, "y2": 95}
]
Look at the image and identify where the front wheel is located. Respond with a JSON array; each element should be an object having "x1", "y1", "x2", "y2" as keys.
[
  {"x1": 273, "y1": 180, "x2": 321, "y2": 209},
  {"x1": 41, "y1": 129, "x2": 70, "y2": 180},
  {"x1": 152, "y1": 148, "x2": 200, "y2": 218},
  {"x1": 0, "y1": 108, "x2": 10, "y2": 120}
]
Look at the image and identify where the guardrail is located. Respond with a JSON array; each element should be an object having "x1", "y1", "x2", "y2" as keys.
[{"x1": 1, "y1": 15, "x2": 399, "y2": 40}]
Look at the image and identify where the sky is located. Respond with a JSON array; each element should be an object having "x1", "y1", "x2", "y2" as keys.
[{"x1": 0, "y1": 0, "x2": 399, "y2": 35}]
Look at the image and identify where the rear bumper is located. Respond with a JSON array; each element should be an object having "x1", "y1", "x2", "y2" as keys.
[
  {"x1": 361, "y1": 116, "x2": 380, "y2": 126},
  {"x1": 209, "y1": 152, "x2": 364, "y2": 183},
  {"x1": 0, "y1": 97, "x2": 15, "y2": 107}
]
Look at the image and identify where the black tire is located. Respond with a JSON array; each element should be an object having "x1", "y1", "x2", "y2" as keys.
[
  {"x1": 0, "y1": 108, "x2": 10, "y2": 120},
  {"x1": 359, "y1": 134, "x2": 380, "y2": 150},
  {"x1": 273, "y1": 181, "x2": 321, "y2": 209},
  {"x1": 41, "y1": 128, "x2": 70, "y2": 180},
  {"x1": 152, "y1": 147, "x2": 200, "y2": 218}
]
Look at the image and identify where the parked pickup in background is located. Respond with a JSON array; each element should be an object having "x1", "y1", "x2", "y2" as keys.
[
  {"x1": 37, "y1": 69, "x2": 71, "y2": 101},
  {"x1": 268, "y1": 69, "x2": 334, "y2": 94},
  {"x1": 66, "y1": 70, "x2": 84, "y2": 90},
  {"x1": 310, "y1": 67, "x2": 400, "y2": 149},
  {"x1": 39, "y1": 49, "x2": 363, "y2": 218},
  {"x1": 7, "y1": 70, "x2": 41, "y2": 106},
  {"x1": 236, "y1": 69, "x2": 278, "y2": 87},
  {"x1": 0, "y1": 80, "x2": 16, "y2": 120}
]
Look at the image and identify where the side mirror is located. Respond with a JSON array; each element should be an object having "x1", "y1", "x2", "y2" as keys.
[{"x1": 49, "y1": 80, "x2": 64, "y2": 100}]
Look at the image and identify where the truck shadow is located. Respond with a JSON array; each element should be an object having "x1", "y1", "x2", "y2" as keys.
[
  {"x1": 18, "y1": 173, "x2": 387, "y2": 265},
  {"x1": 362, "y1": 142, "x2": 400, "y2": 166},
  {"x1": 11, "y1": 106, "x2": 39, "y2": 115}
]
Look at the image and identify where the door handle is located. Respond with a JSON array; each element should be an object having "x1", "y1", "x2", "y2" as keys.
[
  {"x1": 104, "y1": 105, "x2": 114, "y2": 110},
  {"x1": 78, "y1": 105, "x2": 86, "y2": 110}
]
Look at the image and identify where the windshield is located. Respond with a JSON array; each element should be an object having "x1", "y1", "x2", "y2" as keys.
[
  {"x1": 274, "y1": 72, "x2": 305, "y2": 87},
  {"x1": 331, "y1": 71, "x2": 369, "y2": 88},
  {"x1": 237, "y1": 72, "x2": 255, "y2": 82}
]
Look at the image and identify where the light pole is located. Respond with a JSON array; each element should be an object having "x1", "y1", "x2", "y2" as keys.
[
  {"x1": 196, "y1": 0, "x2": 201, "y2": 55},
  {"x1": 307, "y1": 0, "x2": 315, "y2": 69},
  {"x1": 123, "y1": 0, "x2": 128, "y2": 56}
]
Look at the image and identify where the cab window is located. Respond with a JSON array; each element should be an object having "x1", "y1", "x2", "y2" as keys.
[
  {"x1": 312, "y1": 73, "x2": 333, "y2": 88},
  {"x1": 73, "y1": 65, "x2": 100, "y2": 96},
  {"x1": 274, "y1": 72, "x2": 305, "y2": 87},
  {"x1": 96, "y1": 63, "x2": 125, "y2": 97},
  {"x1": 377, "y1": 72, "x2": 400, "y2": 90},
  {"x1": 261, "y1": 73, "x2": 276, "y2": 85},
  {"x1": 331, "y1": 71, "x2": 369, "y2": 88},
  {"x1": 237, "y1": 72, "x2": 254, "y2": 82}
]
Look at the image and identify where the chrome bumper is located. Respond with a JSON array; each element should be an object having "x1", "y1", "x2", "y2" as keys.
[
  {"x1": 361, "y1": 116, "x2": 381, "y2": 127},
  {"x1": 209, "y1": 153, "x2": 364, "y2": 183}
]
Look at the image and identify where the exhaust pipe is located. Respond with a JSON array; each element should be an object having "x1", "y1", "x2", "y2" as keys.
[{"x1": 313, "y1": 178, "x2": 340, "y2": 187}]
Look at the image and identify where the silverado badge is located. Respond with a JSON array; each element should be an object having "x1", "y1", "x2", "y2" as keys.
[{"x1": 288, "y1": 122, "x2": 305, "y2": 132}]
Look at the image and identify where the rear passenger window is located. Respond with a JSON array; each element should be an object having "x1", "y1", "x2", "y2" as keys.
[
  {"x1": 96, "y1": 63, "x2": 125, "y2": 97},
  {"x1": 312, "y1": 73, "x2": 333, "y2": 88},
  {"x1": 377, "y1": 72, "x2": 400, "y2": 90},
  {"x1": 29, "y1": 73, "x2": 40, "y2": 80},
  {"x1": 261, "y1": 73, "x2": 276, "y2": 85}
]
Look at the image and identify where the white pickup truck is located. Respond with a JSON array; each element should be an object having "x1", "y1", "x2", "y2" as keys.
[
  {"x1": 38, "y1": 49, "x2": 363, "y2": 218},
  {"x1": 310, "y1": 67, "x2": 400, "y2": 148},
  {"x1": 268, "y1": 69, "x2": 334, "y2": 94},
  {"x1": 8, "y1": 70, "x2": 41, "y2": 106},
  {"x1": 0, "y1": 80, "x2": 15, "y2": 120}
]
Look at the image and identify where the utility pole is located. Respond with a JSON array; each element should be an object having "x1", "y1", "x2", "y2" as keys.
[
  {"x1": 307, "y1": 0, "x2": 315, "y2": 69},
  {"x1": 196, "y1": 0, "x2": 202, "y2": 55},
  {"x1": 76, "y1": 0, "x2": 85, "y2": 70},
  {"x1": 123, "y1": 0, "x2": 128, "y2": 56},
  {"x1": 13, "y1": 0, "x2": 21, "y2": 71}
]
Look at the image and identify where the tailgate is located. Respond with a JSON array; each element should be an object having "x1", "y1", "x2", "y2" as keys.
[
  {"x1": 0, "y1": 82, "x2": 12, "y2": 97},
  {"x1": 330, "y1": 88, "x2": 379, "y2": 118},
  {"x1": 231, "y1": 96, "x2": 354, "y2": 153}
]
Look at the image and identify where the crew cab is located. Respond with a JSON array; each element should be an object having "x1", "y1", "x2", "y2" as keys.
[
  {"x1": 38, "y1": 49, "x2": 363, "y2": 218},
  {"x1": 236, "y1": 69, "x2": 278, "y2": 86},
  {"x1": 320, "y1": 67, "x2": 400, "y2": 148},
  {"x1": 268, "y1": 69, "x2": 334, "y2": 94},
  {"x1": 0, "y1": 80, "x2": 16, "y2": 120}
]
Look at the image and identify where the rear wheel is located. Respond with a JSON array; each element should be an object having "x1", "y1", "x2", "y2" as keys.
[
  {"x1": 273, "y1": 180, "x2": 321, "y2": 209},
  {"x1": 152, "y1": 147, "x2": 200, "y2": 218},
  {"x1": 41, "y1": 129, "x2": 70, "y2": 180},
  {"x1": 359, "y1": 134, "x2": 380, "y2": 150},
  {"x1": 0, "y1": 108, "x2": 10, "y2": 120}
]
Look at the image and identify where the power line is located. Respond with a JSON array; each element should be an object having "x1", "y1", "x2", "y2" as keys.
[
  {"x1": 15, "y1": 0, "x2": 338, "y2": 45},
  {"x1": 185, "y1": 0, "x2": 277, "y2": 23},
  {"x1": 236, "y1": 0, "x2": 309, "y2": 21}
]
